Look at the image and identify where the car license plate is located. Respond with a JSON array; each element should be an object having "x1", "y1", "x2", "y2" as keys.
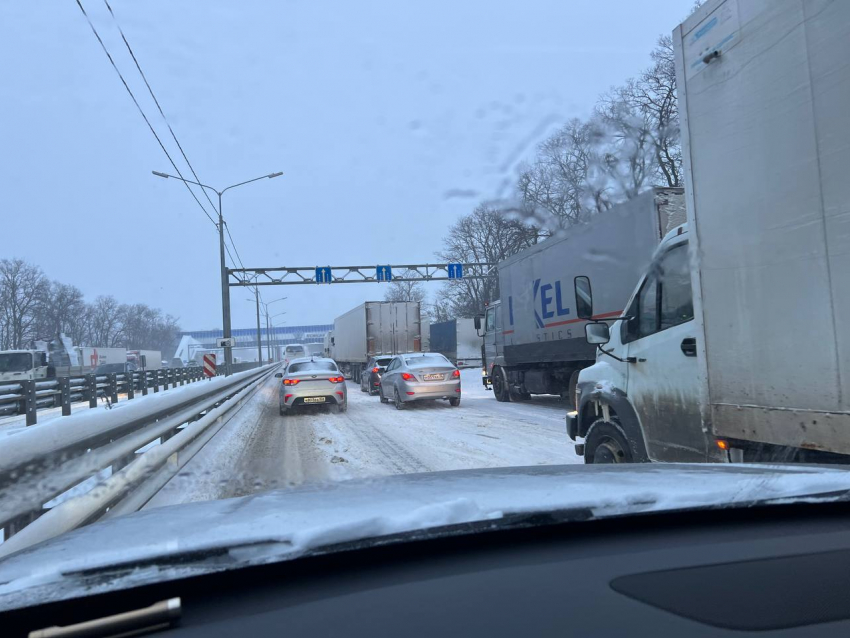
[
  {"x1": 303, "y1": 397, "x2": 326, "y2": 404},
  {"x1": 423, "y1": 373, "x2": 443, "y2": 381}
]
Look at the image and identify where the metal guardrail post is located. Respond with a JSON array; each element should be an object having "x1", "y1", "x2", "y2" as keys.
[
  {"x1": 58, "y1": 376, "x2": 71, "y2": 416},
  {"x1": 178, "y1": 368, "x2": 184, "y2": 386},
  {"x1": 109, "y1": 373, "x2": 118, "y2": 404},
  {"x1": 153, "y1": 370, "x2": 160, "y2": 393},
  {"x1": 21, "y1": 380, "x2": 37, "y2": 426},
  {"x1": 87, "y1": 374, "x2": 97, "y2": 408},
  {"x1": 127, "y1": 373, "x2": 135, "y2": 400},
  {"x1": 142, "y1": 370, "x2": 149, "y2": 396},
  {"x1": 169, "y1": 369, "x2": 176, "y2": 390}
]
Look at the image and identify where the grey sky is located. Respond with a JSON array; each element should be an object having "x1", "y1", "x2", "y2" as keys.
[{"x1": 1, "y1": 0, "x2": 692, "y2": 333}]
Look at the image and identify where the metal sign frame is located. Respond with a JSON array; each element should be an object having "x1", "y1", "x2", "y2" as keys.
[{"x1": 228, "y1": 263, "x2": 495, "y2": 287}]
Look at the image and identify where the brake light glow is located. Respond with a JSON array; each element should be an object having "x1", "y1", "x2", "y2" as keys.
[
  {"x1": 401, "y1": 372, "x2": 414, "y2": 380},
  {"x1": 451, "y1": 369, "x2": 460, "y2": 378},
  {"x1": 284, "y1": 394, "x2": 293, "y2": 401},
  {"x1": 329, "y1": 376, "x2": 345, "y2": 383},
  {"x1": 716, "y1": 439, "x2": 730, "y2": 451},
  {"x1": 373, "y1": 367, "x2": 380, "y2": 373},
  {"x1": 283, "y1": 378, "x2": 300, "y2": 386}
]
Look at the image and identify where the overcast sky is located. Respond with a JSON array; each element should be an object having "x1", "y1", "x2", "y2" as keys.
[{"x1": 1, "y1": 0, "x2": 693, "y2": 333}]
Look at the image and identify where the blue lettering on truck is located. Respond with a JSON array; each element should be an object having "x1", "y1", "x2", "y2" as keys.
[{"x1": 533, "y1": 278, "x2": 571, "y2": 329}]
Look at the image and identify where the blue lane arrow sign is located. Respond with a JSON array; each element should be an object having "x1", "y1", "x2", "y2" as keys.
[
  {"x1": 448, "y1": 263, "x2": 463, "y2": 279},
  {"x1": 376, "y1": 265, "x2": 392, "y2": 282},
  {"x1": 315, "y1": 266, "x2": 332, "y2": 283}
]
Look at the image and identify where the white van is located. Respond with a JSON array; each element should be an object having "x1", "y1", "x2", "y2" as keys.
[{"x1": 282, "y1": 344, "x2": 308, "y2": 370}]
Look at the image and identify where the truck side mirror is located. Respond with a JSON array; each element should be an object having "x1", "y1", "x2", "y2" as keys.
[
  {"x1": 585, "y1": 322, "x2": 610, "y2": 345},
  {"x1": 473, "y1": 316, "x2": 482, "y2": 330},
  {"x1": 575, "y1": 276, "x2": 593, "y2": 320}
]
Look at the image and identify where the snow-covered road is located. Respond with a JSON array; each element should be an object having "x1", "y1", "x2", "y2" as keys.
[{"x1": 145, "y1": 369, "x2": 582, "y2": 509}]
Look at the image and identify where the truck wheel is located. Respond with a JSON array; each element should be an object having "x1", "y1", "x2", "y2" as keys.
[
  {"x1": 584, "y1": 419, "x2": 633, "y2": 464},
  {"x1": 394, "y1": 387, "x2": 406, "y2": 410},
  {"x1": 493, "y1": 367, "x2": 510, "y2": 402}
]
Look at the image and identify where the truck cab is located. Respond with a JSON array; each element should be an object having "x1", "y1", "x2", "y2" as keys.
[
  {"x1": 567, "y1": 225, "x2": 725, "y2": 464},
  {"x1": 0, "y1": 350, "x2": 54, "y2": 383}
]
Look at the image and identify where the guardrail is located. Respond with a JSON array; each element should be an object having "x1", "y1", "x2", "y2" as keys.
[
  {"x1": 0, "y1": 362, "x2": 263, "y2": 426},
  {"x1": 0, "y1": 363, "x2": 279, "y2": 555}
]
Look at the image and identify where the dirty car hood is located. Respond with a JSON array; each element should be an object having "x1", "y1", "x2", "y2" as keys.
[{"x1": 2, "y1": 463, "x2": 850, "y2": 610}]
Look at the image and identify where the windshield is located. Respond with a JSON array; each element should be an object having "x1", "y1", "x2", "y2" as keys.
[
  {"x1": 0, "y1": 353, "x2": 32, "y2": 373},
  {"x1": 288, "y1": 361, "x2": 337, "y2": 373},
  {"x1": 2, "y1": 0, "x2": 849, "y2": 617},
  {"x1": 404, "y1": 354, "x2": 451, "y2": 366}
]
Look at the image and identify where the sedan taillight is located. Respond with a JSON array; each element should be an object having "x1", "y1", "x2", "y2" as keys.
[
  {"x1": 451, "y1": 369, "x2": 460, "y2": 378},
  {"x1": 401, "y1": 372, "x2": 414, "y2": 380},
  {"x1": 283, "y1": 378, "x2": 300, "y2": 386},
  {"x1": 329, "y1": 376, "x2": 345, "y2": 383},
  {"x1": 372, "y1": 367, "x2": 380, "y2": 373}
]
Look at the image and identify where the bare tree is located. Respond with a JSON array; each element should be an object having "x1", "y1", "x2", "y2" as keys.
[
  {"x1": 0, "y1": 259, "x2": 48, "y2": 349},
  {"x1": 383, "y1": 270, "x2": 427, "y2": 303},
  {"x1": 35, "y1": 281, "x2": 87, "y2": 345},
  {"x1": 517, "y1": 118, "x2": 613, "y2": 231},
  {"x1": 86, "y1": 295, "x2": 125, "y2": 347},
  {"x1": 438, "y1": 204, "x2": 542, "y2": 317}
]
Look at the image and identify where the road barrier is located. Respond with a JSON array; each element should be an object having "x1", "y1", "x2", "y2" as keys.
[
  {"x1": 0, "y1": 362, "x2": 262, "y2": 426},
  {"x1": 0, "y1": 363, "x2": 278, "y2": 556}
]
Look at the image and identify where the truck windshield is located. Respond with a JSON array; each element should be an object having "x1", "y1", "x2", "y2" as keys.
[{"x1": 0, "y1": 353, "x2": 33, "y2": 373}]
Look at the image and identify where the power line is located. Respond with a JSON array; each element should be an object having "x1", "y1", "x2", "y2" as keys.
[
  {"x1": 101, "y1": 0, "x2": 221, "y2": 219},
  {"x1": 74, "y1": 0, "x2": 217, "y2": 229}
]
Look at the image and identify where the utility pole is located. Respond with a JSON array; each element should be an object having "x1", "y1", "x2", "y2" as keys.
[
  {"x1": 152, "y1": 170, "x2": 282, "y2": 375},
  {"x1": 253, "y1": 288, "x2": 263, "y2": 366}
]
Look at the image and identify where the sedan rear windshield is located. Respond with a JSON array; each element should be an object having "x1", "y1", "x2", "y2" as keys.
[
  {"x1": 288, "y1": 361, "x2": 338, "y2": 373},
  {"x1": 404, "y1": 354, "x2": 450, "y2": 365}
]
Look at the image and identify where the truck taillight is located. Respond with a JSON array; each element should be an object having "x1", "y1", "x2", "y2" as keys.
[
  {"x1": 329, "y1": 376, "x2": 345, "y2": 383},
  {"x1": 283, "y1": 378, "x2": 300, "y2": 386},
  {"x1": 401, "y1": 372, "x2": 413, "y2": 380},
  {"x1": 451, "y1": 369, "x2": 460, "y2": 378}
]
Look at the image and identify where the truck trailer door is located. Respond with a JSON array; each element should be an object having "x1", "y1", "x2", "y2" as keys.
[{"x1": 623, "y1": 241, "x2": 707, "y2": 461}]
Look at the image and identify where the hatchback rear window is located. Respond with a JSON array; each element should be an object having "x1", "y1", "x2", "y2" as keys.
[
  {"x1": 375, "y1": 358, "x2": 393, "y2": 366},
  {"x1": 288, "y1": 361, "x2": 338, "y2": 373}
]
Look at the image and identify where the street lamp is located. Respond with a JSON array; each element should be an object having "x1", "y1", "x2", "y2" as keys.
[
  {"x1": 258, "y1": 297, "x2": 287, "y2": 362},
  {"x1": 152, "y1": 170, "x2": 283, "y2": 375}
]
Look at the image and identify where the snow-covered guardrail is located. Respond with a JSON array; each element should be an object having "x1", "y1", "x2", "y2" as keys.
[
  {"x1": 0, "y1": 363, "x2": 278, "y2": 556},
  {"x1": 0, "y1": 362, "x2": 261, "y2": 425}
]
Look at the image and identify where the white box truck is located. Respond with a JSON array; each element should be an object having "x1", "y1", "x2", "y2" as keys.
[
  {"x1": 126, "y1": 350, "x2": 161, "y2": 372},
  {"x1": 568, "y1": 0, "x2": 850, "y2": 463},
  {"x1": 479, "y1": 187, "x2": 686, "y2": 402},
  {"x1": 328, "y1": 301, "x2": 422, "y2": 382}
]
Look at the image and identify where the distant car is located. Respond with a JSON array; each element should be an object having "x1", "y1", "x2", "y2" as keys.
[
  {"x1": 379, "y1": 353, "x2": 461, "y2": 409},
  {"x1": 281, "y1": 344, "x2": 309, "y2": 369},
  {"x1": 359, "y1": 355, "x2": 394, "y2": 396},
  {"x1": 275, "y1": 357, "x2": 347, "y2": 416}
]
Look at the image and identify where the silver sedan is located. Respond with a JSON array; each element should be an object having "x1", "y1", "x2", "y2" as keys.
[
  {"x1": 379, "y1": 353, "x2": 461, "y2": 409},
  {"x1": 276, "y1": 357, "x2": 347, "y2": 416}
]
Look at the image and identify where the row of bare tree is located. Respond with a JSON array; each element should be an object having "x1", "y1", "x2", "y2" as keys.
[
  {"x1": 392, "y1": 34, "x2": 683, "y2": 319},
  {"x1": 0, "y1": 258, "x2": 181, "y2": 355}
]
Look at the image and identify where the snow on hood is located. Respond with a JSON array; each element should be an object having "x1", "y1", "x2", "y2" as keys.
[{"x1": 2, "y1": 463, "x2": 850, "y2": 609}]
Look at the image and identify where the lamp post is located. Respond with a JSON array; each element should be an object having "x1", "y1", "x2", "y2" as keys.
[
  {"x1": 269, "y1": 311, "x2": 287, "y2": 361},
  {"x1": 152, "y1": 170, "x2": 283, "y2": 375}
]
